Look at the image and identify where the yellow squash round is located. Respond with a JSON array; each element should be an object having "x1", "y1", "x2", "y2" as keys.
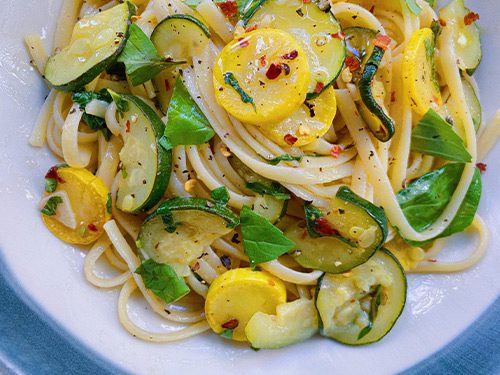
[
  {"x1": 205, "y1": 268, "x2": 287, "y2": 341},
  {"x1": 213, "y1": 28, "x2": 309, "y2": 126},
  {"x1": 41, "y1": 166, "x2": 111, "y2": 245}
]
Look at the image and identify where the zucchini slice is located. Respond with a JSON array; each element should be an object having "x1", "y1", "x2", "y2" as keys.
[
  {"x1": 137, "y1": 197, "x2": 239, "y2": 276},
  {"x1": 344, "y1": 27, "x2": 377, "y2": 76},
  {"x1": 44, "y1": 2, "x2": 134, "y2": 91},
  {"x1": 315, "y1": 249, "x2": 407, "y2": 345},
  {"x1": 359, "y1": 46, "x2": 395, "y2": 142},
  {"x1": 440, "y1": 0, "x2": 481, "y2": 75},
  {"x1": 253, "y1": 194, "x2": 288, "y2": 224},
  {"x1": 151, "y1": 14, "x2": 210, "y2": 62},
  {"x1": 441, "y1": 76, "x2": 482, "y2": 132},
  {"x1": 286, "y1": 187, "x2": 388, "y2": 274},
  {"x1": 245, "y1": 0, "x2": 346, "y2": 98},
  {"x1": 115, "y1": 94, "x2": 171, "y2": 213},
  {"x1": 245, "y1": 298, "x2": 319, "y2": 349}
]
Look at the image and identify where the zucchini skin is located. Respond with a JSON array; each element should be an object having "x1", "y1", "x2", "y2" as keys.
[
  {"x1": 45, "y1": 2, "x2": 135, "y2": 92},
  {"x1": 146, "y1": 197, "x2": 240, "y2": 229},
  {"x1": 151, "y1": 14, "x2": 211, "y2": 40},
  {"x1": 315, "y1": 249, "x2": 407, "y2": 346},
  {"x1": 121, "y1": 94, "x2": 172, "y2": 213},
  {"x1": 359, "y1": 46, "x2": 395, "y2": 142}
]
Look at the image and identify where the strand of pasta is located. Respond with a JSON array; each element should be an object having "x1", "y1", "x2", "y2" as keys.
[
  {"x1": 29, "y1": 90, "x2": 57, "y2": 147},
  {"x1": 24, "y1": 34, "x2": 48, "y2": 75}
]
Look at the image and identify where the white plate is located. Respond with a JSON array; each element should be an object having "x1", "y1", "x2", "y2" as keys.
[{"x1": 0, "y1": 1, "x2": 499, "y2": 374}]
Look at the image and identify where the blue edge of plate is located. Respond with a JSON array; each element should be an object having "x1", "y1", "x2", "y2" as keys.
[{"x1": 0, "y1": 253, "x2": 498, "y2": 375}]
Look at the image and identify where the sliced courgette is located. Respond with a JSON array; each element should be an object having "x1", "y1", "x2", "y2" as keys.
[
  {"x1": 315, "y1": 249, "x2": 407, "y2": 345},
  {"x1": 286, "y1": 187, "x2": 388, "y2": 274},
  {"x1": 44, "y1": 2, "x2": 134, "y2": 91},
  {"x1": 229, "y1": 156, "x2": 288, "y2": 224},
  {"x1": 245, "y1": 0, "x2": 346, "y2": 98},
  {"x1": 115, "y1": 94, "x2": 171, "y2": 213},
  {"x1": 344, "y1": 27, "x2": 377, "y2": 79},
  {"x1": 440, "y1": 0, "x2": 481, "y2": 75},
  {"x1": 441, "y1": 76, "x2": 482, "y2": 132},
  {"x1": 359, "y1": 46, "x2": 395, "y2": 142},
  {"x1": 245, "y1": 299, "x2": 319, "y2": 349},
  {"x1": 137, "y1": 197, "x2": 239, "y2": 276},
  {"x1": 151, "y1": 14, "x2": 210, "y2": 62}
]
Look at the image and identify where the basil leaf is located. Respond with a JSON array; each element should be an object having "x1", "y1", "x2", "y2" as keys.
[
  {"x1": 405, "y1": 0, "x2": 422, "y2": 15},
  {"x1": 108, "y1": 90, "x2": 130, "y2": 117},
  {"x1": 211, "y1": 186, "x2": 230, "y2": 205},
  {"x1": 117, "y1": 24, "x2": 185, "y2": 86},
  {"x1": 41, "y1": 196, "x2": 63, "y2": 216},
  {"x1": 424, "y1": 0, "x2": 435, "y2": 7},
  {"x1": 72, "y1": 89, "x2": 113, "y2": 140},
  {"x1": 397, "y1": 163, "x2": 481, "y2": 246},
  {"x1": 358, "y1": 285, "x2": 382, "y2": 340},
  {"x1": 185, "y1": 0, "x2": 247, "y2": 15},
  {"x1": 44, "y1": 178, "x2": 57, "y2": 193},
  {"x1": 411, "y1": 109, "x2": 472, "y2": 162},
  {"x1": 224, "y1": 72, "x2": 256, "y2": 110},
  {"x1": 268, "y1": 154, "x2": 303, "y2": 166},
  {"x1": 219, "y1": 329, "x2": 234, "y2": 339},
  {"x1": 246, "y1": 182, "x2": 290, "y2": 200},
  {"x1": 135, "y1": 259, "x2": 190, "y2": 304},
  {"x1": 240, "y1": 206, "x2": 295, "y2": 266},
  {"x1": 160, "y1": 77, "x2": 215, "y2": 150}
]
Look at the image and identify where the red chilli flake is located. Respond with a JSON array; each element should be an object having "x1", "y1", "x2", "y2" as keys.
[
  {"x1": 330, "y1": 145, "x2": 343, "y2": 158},
  {"x1": 331, "y1": 32, "x2": 346, "y2": 40},
  {"x1": 87, "y1": 223, "x2": 98, "y2": 232},
  {"x1": 266, "y1": 63, "x2": 282, "y2": 80},
  {"x1": 345, "y1": 56, "x2": 361, "y2": 72},
  {"x1": 373, "y1": 34, "x2": 392, "y2": 50},
  {"x1": 221, "y1": 319, "x2": 239, "y2": 330},
  {"x1": 164, "y1": 79, "x2": 170, "y2": 92},
  {"x1": 284, "y1": 134, "x2": 298, "y2": 146},
  {"x1": 439, "y1": 18, "x2": 447, "y2": 27},
  {"x1": 476, "y1": 162, "x2": 487, "y2": 174},
  {"x1": 246, "y1": 25, "x2": 257, "y2": 32},
  {"x1": 314, "y1": 81, "x2": 325, "y2": 94},
  {"x1": 125, "y1": 120, "x2": 131, "y2": 133},
  {"x1": 282, "y1": 49, "x2": 299, "y2": 60},
  {"x1": 45, "y1": 166, "x2": 65, "y2": 183},
  {"x1": 303, "y1": 0, "x2": 311, "y2": 3},
  {"x1": 391, "y1": 91, "x2": 397, "y2": 103},
  {"x1": 369, "y1": 5, "x2": 375, "y2": 13},
  {"x1": 217, "y1": 0, "x2": 238, "y2": 18},
  {"x1": 259, "y1": 55, "x2": 267, "y2": 67},
  {"x1": 315, "y1": 218, "x2": 341, "y2": 237},
  {"x1": 237, "y1": 38, "x2": 249, "y2": 48},
  {"x1": 464, "y1": 11, "x2": 480, "y2": 26}
]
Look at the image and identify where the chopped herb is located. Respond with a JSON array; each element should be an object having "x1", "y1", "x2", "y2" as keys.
[
  {"x1": 117, "y1": 24, "x2": 185, "y2": 86},
  {"x1": 240, "y1": 207, "x2": 295, "y2": 266},
  {"x1": 106, "y1": 193, "x2": 112, "y2": 214},
  {"x1": 224, "y1": 72, "x2": 256, "y2": 111},
  {"x1": 72, "y1": 89, "x2": 113, "y2": 140},
  {"x1": 135, "y1": 259, "x2": 190, "y2": 304},
  {"x1": 268, "y1": 154, "x2": 303, "y2": 165},
  {"x1": 121, "y1": 168, "x2": 128, "y2": 179},
  {"x1": 108, "y1": 90, "x2": 129, "y2": 118},
  {"x1": 246, "y1": 182, "x2": 290, "y2": 200},
  {"x1": 219, "y1": 329, "x2": 234, "y2": 340},
  {"x1": 44, "y1": 178, "x2": 58, "y2": 193},
  {"x1": 211, "y1": 186, "x2": 231, "y2": 205},
  {"x1": 411, "y1": 109, "x2": 472, "y2": 162},
  {"x1": 358, "y1": 285, "x2": 382, "y2": 340},
  {"x1": 41, "y1": 196, "x2": 63, "y2": 216}
]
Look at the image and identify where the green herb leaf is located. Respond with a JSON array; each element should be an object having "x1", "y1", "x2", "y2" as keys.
[
  {"x1": 358, "y1": 285, "x2": 382, "y2": 340},
  {"x1": 424, "y1": 0, "x2": 435, "y2": 7},
  {"x1": 240, "y1": 206, "x2": 295, "y2": 266},
  {"x1": 117, "y1": 24, "x2": 185, "y2": 86},
  {"x1": 106, "y1": 193, "x2": 112, "y2": 214},
  {"x1": 405, "y1": 0, "x2": 422, "y2": 15},
  {"x1": 397, "y1": 163, "x2": 481, "y2": 246},
  {"x1": 135, "y1": 259, "x2": 190, "y2": 304},
  {"x1": 185, "y1": 0, "x2": 247, "y2": 15},
  {"x1": 72, "y1": 90, "x2": 113, "y2": 140},
  {"x1": 108, "y1": 90, "x2": 130, "y2": 117},
  {"x1": 411, "y1": 109, "x2": 472, "y2": 162},
  {"x1": 246, "y1": 182, "x2": 290, "y2": 201},
  {"x1": 159, "y1": 77, "x2": 215, "y2": 150},
  {"x1": 268, "y1": 154, "x2": 303, "y2": 166},
  {"x1": 224, "y1": 72, "x2": 256, "y2": 111},
  {"x1": 41, "y1": 196, "x2": 63, "y2": 216},
  {"x1": 211, "y1": 186, "x2": 231, "y2": 205},
  {"x1": 44, "y1": 178, "x2": 58, "y2": 193},
  {"x1": 219, "y1": 329, "x2": 234, "y2": 340}
]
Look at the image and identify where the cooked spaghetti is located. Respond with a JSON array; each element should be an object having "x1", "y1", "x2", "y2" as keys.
[{"x1": 26, "y1": 0, "x2": 495, "y2": 347}]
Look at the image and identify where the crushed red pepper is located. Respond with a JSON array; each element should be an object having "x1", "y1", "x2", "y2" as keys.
[
  {"x1": 476, "y1": 162, "x2": 487, "y2": 174},
  {"x1": 237, "y1": 37, "x2": 249, "y2": 48},
  {"x1": 330, "y1": 145, "x2": 343, "y2": 158},
  {"x1": 439, "y1": 18, "x2": 447, "y2": 27},
  {"x1": 164, "y1": 79, "x2": 170, "y2": 91},
  {"x1": 259, "y1": 55, "x2": 267, "y2": 67},
  {"x1": 266, "y1": 63, "x2": 283, "y2": 80},
  {"x1": 222, "y1": 319, "x2": 239, "y2": 329},
  {"x1": 87, "y1": 223, "x2": 98, "y2": 232},
  {"x1": 315, "y1": 218, "x2": 341, "y2": 236},
  {"x1": 345, "y1": 56, "x2": 361, "y2": 72},
  {"x1": 125, "y1": 120, "x2": 131, "y2": 133},
  {"x1": 217, "y1": 0, "x2": 238, "y2": 18},
  {"x1": 282, "y1": 50, "x2": 298, "y2": 60},
  {"x1": 314, "y1": 81, "x2": 325, "y2": 94},
  {"x1": 373, "y1": 34, "x2": 392, "y2": 50},
  {"x1": 331, "y1": 31, "x2": 346, "y2": 40},
  {"x1": 464, "y1": 11, "x2": 480, "y2": 26},
  {"x1": 284, "y1": 134, "x2": 298, "y2": 145},
  {"x1": 45, "y1": 166, "x2": 65, "y2": 183}
]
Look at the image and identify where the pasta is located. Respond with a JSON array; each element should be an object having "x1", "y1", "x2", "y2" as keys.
[{"x1": 28, "y1": 0, "x2": 495, "y2": 348}]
